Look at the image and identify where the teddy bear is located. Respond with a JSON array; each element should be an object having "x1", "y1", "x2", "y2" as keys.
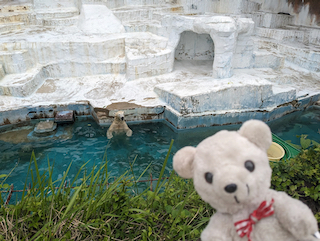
[
  {"x1": 106, "y1": 111, "x2": 132, "y2": 139},
  {"x1": 173, "y1": 119, "x2": 320, "y2": 241}
]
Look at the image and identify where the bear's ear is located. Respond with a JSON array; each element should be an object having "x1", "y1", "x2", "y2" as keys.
[
  {"x1": 238, "y1": 120, "x2": 272, "y2": 152},
  {"x1": 173, "y1": 146, "x2": 196, "y2": 179}
]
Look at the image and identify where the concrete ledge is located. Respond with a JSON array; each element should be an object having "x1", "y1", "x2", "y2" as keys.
[
  {"x1": 0, "y1": 102, "x2": 91, "y2": 127},
  {"x1": 255, "y1": 39, "x2": 320, "y2": 72},
  {"x1": 34, "y1": 7, "x2": 79, "y2": 19},
  {"x1": 154, "y1": 77, "x2": 275, "y2": 114},
  {"x1": 0, "y1": 64, "x2": 44, "y2": 97},
  {"x1": 0, "y1": 93, "x2": 319, "y2": 131},
  {"x1": 0, "y1": 22, "x2": 25, "y2": 33},
  {"x1": 0, "y1": 13, "x2": 30, "y2": 24},
  {"x1": 163, "y1": 93, "x2": 320, "y2": 129},
  {"x1": 0, "y1": 58, "x2": 127, "y2": 97},
  {"x1": 0, "y1": 49, "x2": 34, "y2": 74},
  {"x1": 43, "y1": 16, "x2": 79, "y2": 26}
]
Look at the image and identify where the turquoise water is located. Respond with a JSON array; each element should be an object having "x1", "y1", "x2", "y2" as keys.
[
  {"x1": 0, "y1": 107, "x2": 320, "y2": 193},
  {"x1": 267, "y1": 106, "x2": 320, "y2": 146}
]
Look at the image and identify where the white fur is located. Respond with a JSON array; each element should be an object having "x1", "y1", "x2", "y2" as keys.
[
  {"x1": 106, "y1": 111, "x2": 132, "y2": 139},
  {"x1": 173, "y1": 119, "x2": 319, "y2": 241}
]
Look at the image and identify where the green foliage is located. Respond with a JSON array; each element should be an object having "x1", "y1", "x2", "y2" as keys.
[
  {"x1": 271, "y1": 146, "x2": 320, "y2": 223},
  {"x1": 286, "y1": 134, "x2": 320, "y2": 150},
  {"x1": 0, "y1": 141, "x2": 213, "y2": 240}
]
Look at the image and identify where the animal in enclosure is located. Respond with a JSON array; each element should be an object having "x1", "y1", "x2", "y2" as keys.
[{"x1": 107, "y1": 111, "x2": 132, "y2": 139}]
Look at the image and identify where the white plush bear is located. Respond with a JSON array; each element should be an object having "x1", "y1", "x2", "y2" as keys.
[
  {"x1": 106, "y1": 111, "x2": 132, "y2": 139},
  {"x1": 173, "y1": 120, "x2": 320, "y2": 241}
]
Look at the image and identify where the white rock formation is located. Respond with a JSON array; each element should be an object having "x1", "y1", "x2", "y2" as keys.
[
  {"x1": 78, "y1": 4, "x2": 125, "y2": 34},
  {"x1": 0, "y1": 0, "x2": 319, "y2": 129}
]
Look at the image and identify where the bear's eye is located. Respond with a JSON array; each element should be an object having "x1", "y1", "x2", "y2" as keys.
[
  {"x1": 244, "y1": 160, "x2": 255, "y2": 172},
  {"x1": 204, "y1": 172, "x2": 213, "y2": 184}
]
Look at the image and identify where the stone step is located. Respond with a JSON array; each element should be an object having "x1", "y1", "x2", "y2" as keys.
[
  {"x1": 0, "y1": 64, "x2": 45, "y2": 97},
  {"x1": 0, "y1": 4, "x2": 32, "y2": 13},
  {"x1": 125, "y1": 33, "x2": 171, "y2": 79},
  {"x1": 113, "y1": 5, "x2": 184, "y2": 22},
  {"x1": 0, "y1": 22, "x2": 25, "y2": 33},
  {"x1": 0, "y1": 49, "x2": 34, "y2": 74},
  {"x1": 256, "y1": 27, "x2": 307, "y2": 43},
  {"x1": 44, "y1": 59, "x2": 127, "y2": 78},
  {"x1": 255, "y1": 38, "x2": 320, "y2": 72},
  {"x1": 253, "y1": 51, "x2": 284, "y2": 70},
  {"x1": 124, "y1": 20, "x2": 161, "y2": 33},
  {"x1": 34, "y1": 7, "x2": 79, "y2": 20},
  {"x1": 126, "y1": 32, "x2": 168, "y2": 50},
  {"x1": 0, "y1": 38, "x2": 125, "y2": 64},
  {"x1": 0, "y1": 13, "x2": 30, "y2": 24},
  {"x1": 126, "y1": 48, "x2": 172, "y2": 80},
  {"x1": 257, "y1": 25, "x2": 320, "y2": 46},
  {"x1": 154, "y1": 76, "x2": 276, "y2": 114},
  {"x1": 43, "y1": 16, "x2": 79, "y2": 26}
]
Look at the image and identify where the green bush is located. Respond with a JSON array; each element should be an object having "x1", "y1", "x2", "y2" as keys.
[{"x1": 271, "y1": 146, "x2": 320, "y2": 223}]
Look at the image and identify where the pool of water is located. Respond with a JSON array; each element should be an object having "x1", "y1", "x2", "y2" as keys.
[
  {"x1": 0, "y1": 106, "x2": 320, "y2": 193},
  {"x1": 267, "y1": 106, "x2": 320, "y2": 146}
]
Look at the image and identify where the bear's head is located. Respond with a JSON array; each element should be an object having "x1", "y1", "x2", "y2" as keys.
[
  {"x1": 114, "y1": 111, "x2": 125, "y2": 122},
  {"x1": 173, "y1": 120, "x2": 272, "y2": 214}
]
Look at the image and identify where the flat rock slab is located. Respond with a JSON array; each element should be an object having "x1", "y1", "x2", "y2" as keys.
[
  {"x1": 55, "y1": 110, "x2": 74, "y2": 123},
  {"x1": 154, "y1": 74, "x2": 274, "y2": 114},
  {"x1": 34, "y1": 120, "x2": 57, "y2": 134}
]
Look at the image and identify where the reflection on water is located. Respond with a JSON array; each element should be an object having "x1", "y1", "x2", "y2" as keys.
[
  {"x1": 267, "y1": 106, "x2": 320, "y2": 145},
  {"x1": 0, "y1": 107, "x2": 320, "y2": 191}
]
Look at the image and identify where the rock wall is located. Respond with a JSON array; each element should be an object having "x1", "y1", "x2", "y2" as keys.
[
  {"x1": 253, "y1": 0, "x2": 320, "y2": 27},
  {"x1": 177, "y1": 0, "x2": 319, "y2": 27},
  {"x1": 174, "y1": 31, "x2": 214, "y2": 61}
]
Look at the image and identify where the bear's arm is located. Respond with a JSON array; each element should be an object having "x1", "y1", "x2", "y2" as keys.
[
  {"x1": 107, "y1": 123, "x2": 115, "y2": 139},
  {"x1": 122, "y1": 122, "x2": 132, "y2": 137},
  {"x1": 271, "y1": 190, "x2": 319, "y2": 240},
  {"x1": 201, "y1": 212, "x2": 235, "y2": 241}
]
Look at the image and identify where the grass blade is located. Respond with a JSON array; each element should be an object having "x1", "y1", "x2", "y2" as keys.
[{"x1": 155, "y1": 139, "x2": 174, "y2": 194}]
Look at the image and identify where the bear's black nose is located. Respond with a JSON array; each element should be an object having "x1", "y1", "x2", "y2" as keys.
[
  {"x1": 224, "y1": 184, "x2": 237, "y2": 193},
  {"x1": 121, "y1": 117, "x2": 124, "y2": 121}
]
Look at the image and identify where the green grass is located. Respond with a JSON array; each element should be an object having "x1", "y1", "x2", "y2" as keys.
[
  {"x1": 0, "y1": 141, "x2": 319, "y2": 240},
  {"x1": 0, "y1": 140, "x2": 212, "y2": 241}
]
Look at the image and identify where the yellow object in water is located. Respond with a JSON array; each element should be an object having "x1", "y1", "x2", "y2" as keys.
[{"x1": 267, "y1": 142, "x2": 285, "y2": 161}]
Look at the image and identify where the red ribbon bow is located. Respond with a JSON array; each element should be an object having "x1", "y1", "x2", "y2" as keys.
[{"x1": 234, "y1": 199, "x2": 275, "y2": 241}]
